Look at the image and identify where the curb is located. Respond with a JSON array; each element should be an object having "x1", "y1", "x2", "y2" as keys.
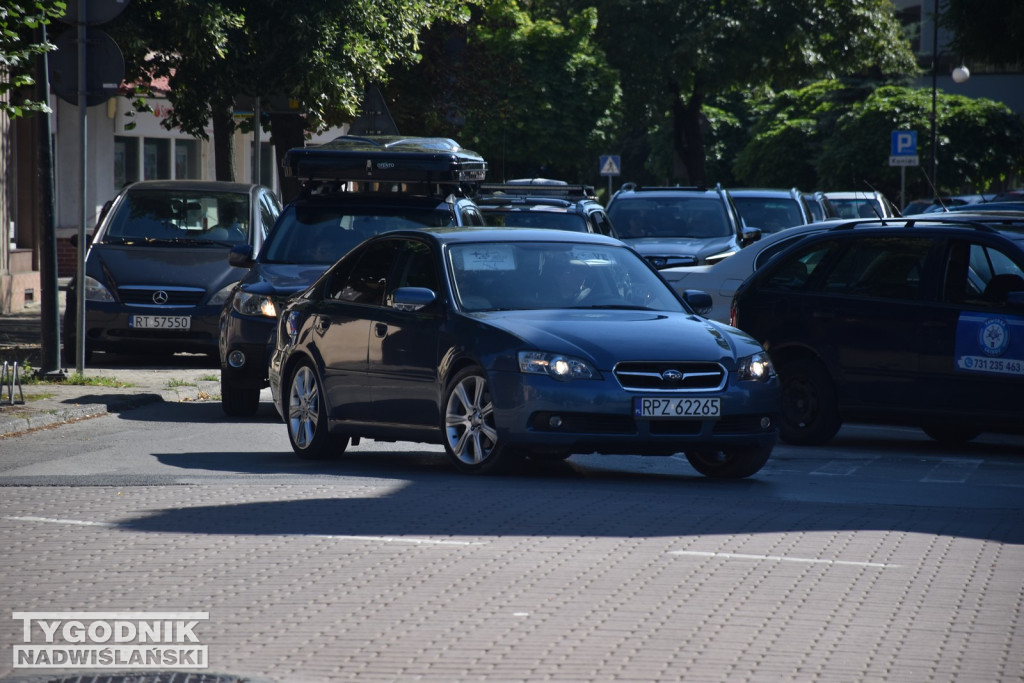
[{"x1": 0, "y1": 381, "x2": 221, "y2": 438}]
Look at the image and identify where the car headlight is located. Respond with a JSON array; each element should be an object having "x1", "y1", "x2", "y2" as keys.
[
  {"x1": 518, "y1": 351, "x2": 599, "y2": 381},
  {"x1": 737, "y1": 352, "x2": 775, "y2": 382},
  {"x1": 232, "y1": 291, "x2": 277, "y2": 317},
  {"x1": 83, "y1": 275, "x2": 115, "y2": 302},
  {"x1": 704, "y1": 250, "x2": 737, "y2": 265},
  {"x1": 209, "y1": 283, "x2": 238, "y2": 307}
]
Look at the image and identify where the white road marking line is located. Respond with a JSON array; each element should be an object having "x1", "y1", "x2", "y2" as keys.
[
  {"x1": 922, "y1": 458, "x2": 983, "y2": 483},
  {"x1": 4, "y1": 515, "x2": 116, "y2": 527},
  {"x1": 2, "y1": 516, "x2": 483, "y2": 546},
  {"x1": 812, "y1": 457, "x2": 879, "y2": 476},
  {"x1": 669, "y1": 550, "x2": 899, "y2": 568}
]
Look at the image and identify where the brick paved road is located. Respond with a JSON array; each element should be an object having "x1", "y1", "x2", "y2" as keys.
[{"x1": 1, "y1": 456, "x2": 1022, "y2": 681}]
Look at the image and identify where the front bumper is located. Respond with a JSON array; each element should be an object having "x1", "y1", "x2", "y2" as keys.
[
  {"x1": 488, "y1": 369, "x2": 779, "y2": 455},
  {"x1": 80, "y1": 303, "x2": 221, "y2": 355}
]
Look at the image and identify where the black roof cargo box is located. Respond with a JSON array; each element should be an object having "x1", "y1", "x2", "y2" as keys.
[{"x1": 282, "y1": 136, "x2": 487, "y2": 184}]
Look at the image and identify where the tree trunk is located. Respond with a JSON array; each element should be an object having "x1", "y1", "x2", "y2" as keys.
[
  {"x1": 670, "y1": 84, "x2": 708, "y2": 187},
  {"x1": 270, "y1": 112, "x2": 308, "y2": 204},
  {"x1": 212, "y1": 99, "x2": 236, "y2": 182}
]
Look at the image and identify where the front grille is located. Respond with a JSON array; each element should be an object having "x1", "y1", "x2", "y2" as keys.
[
  {"x1": 118, "y1": 285, "x2": 206, "y2": 307},
  {"x1": 613, "y1": 361, "x2": 726, "y2": 392}
]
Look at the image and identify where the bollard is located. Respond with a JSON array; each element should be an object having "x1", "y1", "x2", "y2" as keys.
[{"x1": 1, "y1": 360, "x2": 26, "y2": 405}]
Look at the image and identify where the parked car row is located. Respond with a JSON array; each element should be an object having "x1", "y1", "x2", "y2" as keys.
[{"x1": 67, "y1": 136, "x2": 1024, "y2": 468}]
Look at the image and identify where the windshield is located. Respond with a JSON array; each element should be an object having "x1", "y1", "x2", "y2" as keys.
[
  {"x1": 102, "y1": 189, "x2": 250, "y2": 245},
  {"x1": 482, "y1": 210, "x2": 587, "y2": 232},
  {"x1": 830, "y1": 198, "x2": 881, "y2": 219},
  {"x1": 608, "y1": 197, "x2": 732, "y2": 240},
  {"x1": 448, "y1": 241, "x2": 686, "y2": 312},
  {"x1": 263, "y1": 204, "x2": 457, "y2": 264},
  {"x1": 733, "y1": 197, "x2": 805, "y2": 233}
]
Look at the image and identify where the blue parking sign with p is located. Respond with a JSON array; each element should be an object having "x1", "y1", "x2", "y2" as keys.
[{"x1": 892, "y1": 130, "x2": 917, "y2": 156}]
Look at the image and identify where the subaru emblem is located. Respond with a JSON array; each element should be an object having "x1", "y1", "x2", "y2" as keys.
[
  {"x1": 152, "y1": 290, "x2": 169, "y2": 305},
  {"x1": 662, "y1": 369, "x2": 684, "y2": 383}
]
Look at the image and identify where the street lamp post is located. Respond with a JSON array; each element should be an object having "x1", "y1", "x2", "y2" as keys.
[{"x1": 930, "y1": 0, "x2": 938, "y2": 195}]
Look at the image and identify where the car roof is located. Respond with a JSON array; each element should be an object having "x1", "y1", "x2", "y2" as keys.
[
  {"x1": 371, "y1": 226, "x2": 625, "y2": 247},
  {"x1": 285, "y1": 192, "x2": 461, "y2": 210},
  {"x1": 120, "y1": 180, "x2": 266, "y2": 193},
  {"x1": 612, "y1": 184, "x2": 721, "y2": 197},
  {"x1": 727, "y1": 188, "x2": 799, "y2": 197}
]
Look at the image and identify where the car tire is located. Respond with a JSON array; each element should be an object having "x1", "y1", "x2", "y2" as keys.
[
  {"x1": 442, "y1": 367, "x2": 512, "y2": 474},
  {"x1": 220, "y1": 376, "x2": 261, "y2": 417},
  {"x1": 778, "y1": 358, "x2": 841, "y2": 445},
  {"x1": 921, "y1": 424, "x2": 981, "y2": 444},
  {"x1": 685, "y1": 444, "x2": 772, "y2": 479},
  {"x1": 285, "y1": 360, "x2": 348, "y2": 459}
]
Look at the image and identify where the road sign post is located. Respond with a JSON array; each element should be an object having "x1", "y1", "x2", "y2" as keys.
[
  {"x1": 600, "y1": 155, "x2": 621, "y2": 199},
  {"x1": 889, "y1": 131, "x2": 919, "y2": 210}
]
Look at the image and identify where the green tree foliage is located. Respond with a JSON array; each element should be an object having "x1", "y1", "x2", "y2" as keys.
[
  {"x1": 108, "y1": 0, "x2": 475, "y2": 185},
  {"x1": 0, "y1": 0, "x2": 66, "y2": 118},
  {"x1": 581, "y1": 0, "x2": 920, "y2": 186},
  {"x1": 817, "y1": 85, "x2": 1024, "y2": 199},
  {"x1": 942, "y1": 0, "x2": 1024, "y2": 67},
  {"x1": 386, "y1": 1, "x2": 620, "y2": 183}
]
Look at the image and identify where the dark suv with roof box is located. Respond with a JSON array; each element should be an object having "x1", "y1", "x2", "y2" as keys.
[{"x1": 218, "y1": 136, "x2": 487, "y2": 416}]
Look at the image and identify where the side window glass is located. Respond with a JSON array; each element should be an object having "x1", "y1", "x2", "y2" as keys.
[
  {"x1": 461, "y1": 206, "x2": 485, "y2": 226},
  {"x1": 328, "y1": 240, "x2": 401, "y2": 305},
  {"x1": 763, "y1": 242, "x2": 833, "y2": 291},
  {"x1": 393, "y1": 240, "x2": 439, "y2": 292},
  {"x1": 952, "y1": 241, "x2": 1024, "y2": 307},
  {"x1": 259, "y1": 194, "x2": 279, "y2": 239},
  {"x1": 754, "y1": 233, "x2": 814, "y2": 270},
  {"x1": 820, "y1": 237, "x2": 930, "y2": 300}
]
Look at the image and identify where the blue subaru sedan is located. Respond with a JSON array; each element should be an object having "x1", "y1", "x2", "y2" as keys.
[{"x1": 268, "y1": 228, "x2": 779, "y2": 478}]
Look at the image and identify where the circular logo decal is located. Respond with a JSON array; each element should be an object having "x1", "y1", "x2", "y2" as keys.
[{"x1": 978, "y1": 318, "x2": 1009, "y2": 356}]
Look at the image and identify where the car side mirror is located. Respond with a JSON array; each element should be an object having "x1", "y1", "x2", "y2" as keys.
[
  {"x1": 682, "y1": 289, "x2": 713, "y2": 316},
  {"x1": 741, "y1": 227, "x2": 762, "y2": 245},
  {"x1": 392, "y1": 286, "x2": 437, "y2": 312},
  {"x1": 228, "y1": 244, "x2": 255, "y2": 268}
]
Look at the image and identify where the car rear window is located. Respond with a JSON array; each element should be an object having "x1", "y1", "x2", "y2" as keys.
[{"x1": 262, "y1": 205, "x2": 457, "y2": 264}]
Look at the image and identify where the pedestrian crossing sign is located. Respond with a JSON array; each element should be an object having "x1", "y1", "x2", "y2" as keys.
[{"x1": 600, "y1": 155, "x2": 621, "y2": 177}]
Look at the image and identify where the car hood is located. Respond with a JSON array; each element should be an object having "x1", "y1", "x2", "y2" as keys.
[
  {"x1": 240, "y1": 262, "x2": 331, "y2": 297},
  {"x1": 475, "y1": 309, "x2": 761, "y2": 369},
  {"x1": 87, "y1": 243, "x2": 245, "y2": 294},
  {"x1": 623, "y1": 236, "x2": 736, "y2": 259}
]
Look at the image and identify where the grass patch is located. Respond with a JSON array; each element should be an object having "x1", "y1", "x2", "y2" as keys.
[
  {"x1": 61, "y1": 373, "x2": 132, "y2": 388},
  {"x1": 198, "y1": 374, "x2": 220, "y2": 382},
  {"x1": 166, "y1": 378, "x2": 197, "y2": 388}
]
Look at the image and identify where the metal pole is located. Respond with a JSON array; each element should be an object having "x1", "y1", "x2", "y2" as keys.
[
  {"x1": 75, "y1": 4, "x2": 88, "y2": 374},
  {"x1": 929, "y1": 0, "x2": 938, "y2": 196},
  {"x1": 37, "y1": 24, "x2": 63, "y2": 377},
  {"x1": 252, "y1": 96, "x2": 261, "y2": 184}
]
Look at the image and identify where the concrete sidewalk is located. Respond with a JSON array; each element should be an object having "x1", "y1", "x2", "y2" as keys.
[{"x1": 0, "y1": 302, "x2": 221, "y2": 438}]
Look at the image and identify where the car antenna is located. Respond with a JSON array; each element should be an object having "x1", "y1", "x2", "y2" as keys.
[
  {"x1": 918, "y1": 168, "x2": 949, "y2": 212},
  {"x1": 860, "y1": 180, "x2": 889, "y2": 222}
]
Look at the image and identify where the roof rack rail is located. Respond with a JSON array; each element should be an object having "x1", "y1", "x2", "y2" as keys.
[
  {"x1": 477, "y1": 182, "x2": 596, "y2": 200},
  {"x1": 619, "y1": 183, "x2": 712, "y2": 193},
  {"x1": 282, "y1": 135, "x2": 487, "y2": 185}
]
